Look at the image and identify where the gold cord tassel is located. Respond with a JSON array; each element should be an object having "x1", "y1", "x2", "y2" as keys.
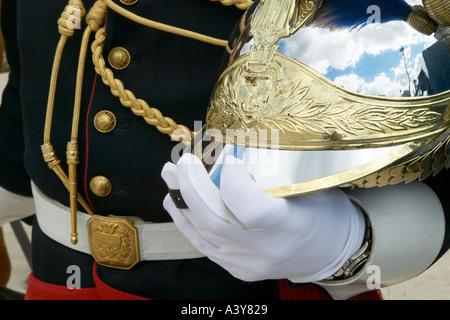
[
  {"x1": 43, "y1": 0, "x2": 245, "y2": 244},
  {"x1": 67, "y1": 1, "x2": 108, "y2": 244}
]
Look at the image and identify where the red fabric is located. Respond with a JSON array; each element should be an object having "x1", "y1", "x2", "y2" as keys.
[
  {"x1": 277, "y1": 280, "x2": 383, "y2": 300},
  {"x1": 92, "y1": 266, "x2": 149, "y2": 300},
  {"x1": 25, "y1": 273, "x2": 101, "y2": 300},
  {"x1": 24, "y1": 263, "x2": 149, "y2": 300},
  {"x1": 25, "y1": 268, "x2": 381, "y2": 300},
  {"x1": 348, "y1": 289, "x2": 383, "y2": 300}
]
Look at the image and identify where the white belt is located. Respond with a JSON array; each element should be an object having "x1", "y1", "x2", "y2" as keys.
[{"x1": 31, "y1": 182, "x2": 205, "y2": 264}]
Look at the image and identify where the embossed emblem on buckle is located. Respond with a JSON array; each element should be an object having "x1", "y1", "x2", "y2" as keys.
[{"x1": 88, "y1": 215, "x2": 140, "y2": 270}]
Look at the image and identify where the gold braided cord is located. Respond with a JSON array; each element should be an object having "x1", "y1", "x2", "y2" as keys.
[
  {"x1": 43, "y1": 37, "x2": 68, "y2": 145},
  {"x1": 105, "y1": 0, "x2": 228, "y2": 47},
  {"x1": 43, "y1": 1, "x2": 86, "y2": 145},
  {"x1": 91, "y1": 26, "x2": 194, "y2": 142},
  {"x1": 42, "y1": 0, "x2": 99, "y2": 245},
  {"x1": 210, "y1": 0, "x2": 254, "y2": 10},
  {"x1": 66, "y1": 0, "x2": 108, "y2": 244},
  {"x1": 57, "y1": 0, "x2": 87, "y2": 37},
  {"x1": 43, "y1": 0, "x2": 249, "y2": 243},
  {"x1": 46, "y1": 0, "x2": 248, "y2": 151},
  {"x1": 71, "y1": 0, "x2": 107, "y2": 141}
]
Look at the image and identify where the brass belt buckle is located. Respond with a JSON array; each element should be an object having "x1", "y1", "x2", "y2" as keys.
[{"x1": 87, "y1": 215, "x2": 140, "y2": 270}]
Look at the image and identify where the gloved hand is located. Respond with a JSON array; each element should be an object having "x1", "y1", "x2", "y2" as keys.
[
  {"x1": 161, "y1": 153, "x2": 366, "y2": 283},
  {"x1": 0, "y1": 185, "x2": 35, "y2": 227}
]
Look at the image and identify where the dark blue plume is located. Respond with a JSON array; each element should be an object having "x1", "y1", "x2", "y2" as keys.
[{"x1": 314, "y1": 0, "x2": 413, "y2": 30}]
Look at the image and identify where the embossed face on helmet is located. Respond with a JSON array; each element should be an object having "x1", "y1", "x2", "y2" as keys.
[{"x1": 203, "y1": 0, "x2": 450, "y2": 197}]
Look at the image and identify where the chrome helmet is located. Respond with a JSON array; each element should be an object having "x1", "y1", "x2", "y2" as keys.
[{"x1": 202, "y1": 0, "x2": 450, "y2": 197}]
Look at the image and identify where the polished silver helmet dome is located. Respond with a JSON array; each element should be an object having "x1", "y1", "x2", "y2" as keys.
[{"x1": 202, "y1": 0, "x2": 450, "y2": 197}]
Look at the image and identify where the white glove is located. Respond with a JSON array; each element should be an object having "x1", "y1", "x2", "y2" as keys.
[
  {"x1": 0, "y1": 185, "x2": 35, "y2": 226},
  {"x1": 161, "y1": 153, "x2": 366, "y2": 283}
]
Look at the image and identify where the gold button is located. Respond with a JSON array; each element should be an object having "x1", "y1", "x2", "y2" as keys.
[
  {"x1": 90, "y1": 176, "x2": 112, "y2": 197},
  {"x1": 94, "y1": 110, "x2": 117, "y2": 133},
  {"x1": 108, "y1": 47, "x2": 131, "y2": 70},
  {"x1": 120, "y1": 0, "x2": 138, "y2": 5}
]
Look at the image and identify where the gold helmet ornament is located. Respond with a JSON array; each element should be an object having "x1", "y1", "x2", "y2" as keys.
[{"x1": 202, "y1": 0, "x2": 450, "y2": 197}]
